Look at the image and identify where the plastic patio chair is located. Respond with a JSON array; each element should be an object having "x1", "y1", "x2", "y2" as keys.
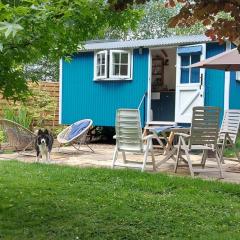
[
  {"x1": 218, "y1": 109, "x2": 240, "y2": 163},
  {"x1": 57, "y1": 119, "x2": 94, "y2": 153},
  {"x1": 112, "y1": 109, "x2": 156, "y2": 172},
  {"x1": 174, "y1": 106, "x2": 223, "y2": 178},
  {"x1": 0, "y1": 119, "x2": 36, "y2": 154}
]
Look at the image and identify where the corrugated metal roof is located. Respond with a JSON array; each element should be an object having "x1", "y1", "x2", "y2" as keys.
[{"x1": 81, "y1": 35, "x2": 211, "y2": 51}]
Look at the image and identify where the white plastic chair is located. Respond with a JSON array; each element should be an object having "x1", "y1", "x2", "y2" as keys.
[
  {"x1": 218, "y1": 109, "x2": 240, "y2": 163},
  {"x1": 112, "y1": 109, "x2": 156, "y2": 172},
  {"x1": 174, "y1": 106, "x2": 223, "y2": 178},
  {"x1": 57, "y1": 119, "x2": 94, "y2": 153}
]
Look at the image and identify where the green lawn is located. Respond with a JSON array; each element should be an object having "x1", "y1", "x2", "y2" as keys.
[
  {"x1": 224, "y1": 136, "x2": 240, "y2": 158},
  {"x1": 1, "y1": 161, "x2": 240, "y2": 239}
]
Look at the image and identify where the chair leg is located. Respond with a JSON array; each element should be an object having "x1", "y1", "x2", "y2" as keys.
[
  {"x1": 174, "y1": 138, "x2": 181, "y2": 173},
  {"x1": 151, "y1": 150, "x2": 156, "y2": 171},
  {"x1": 112, "y1": 146, "x2": 118, "y2": 169},
  {"x1": 122, "y1": 151, "x2": 126, "y2": 164},
  {"x1": 142, "y1": 150, "x2": 149, "y2": 172},
  {"x1": 18, "y1": 139, "x2": 35, "y2": 157},
  {"x1": 215, "y1": 147, "x2": 223, "y2": 179},
  {"x1": 86, "y1": 143, "x2": 94, "y2": 153},
  {"x1": 58, "y1": 143, "x2": 62, "y2": 152},
  {"x1": 184, "y1": 149, "x2": 194, "y2": 178},
  {"x1": 180, "y1": 137, "x2": 194, "y2": 177},
  {"x1": 149, "y1": 140, "x2": 156, "y2": 171},
  {"x1": 218, "y1": 134, "x2": 227, "y2": 164},
  {"x1": 142, "y1": 139, "x2": 150, "y2": 172},
  {"x1": 220, "y1": 145, "x2": 225, "y2": 164},
  {"x1": 201, "y1": 149, "x2": 208, "y2": 168}
]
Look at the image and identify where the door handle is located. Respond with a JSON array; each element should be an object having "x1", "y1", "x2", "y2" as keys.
[{"x1": 200, "y1": 73, "x2": 203, "y2": 90}]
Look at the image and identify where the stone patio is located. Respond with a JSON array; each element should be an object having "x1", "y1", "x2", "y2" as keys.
[{"x1": 0, "y1": 143, "x2": 240, "y2": 184}]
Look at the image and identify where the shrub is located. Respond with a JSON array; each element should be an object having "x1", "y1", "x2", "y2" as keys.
[{"x1": 3, "y1": 106, "x2": 32, "y2": 129}]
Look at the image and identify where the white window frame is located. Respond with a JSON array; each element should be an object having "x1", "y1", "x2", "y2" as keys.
[
  {"x1": 180, "y1": 54, "x2": 201, "y2": 84},
  {"x1": 236, "y1": 71, "x2": 240, "y2": 81},
  {"x1": 109, "y1": 50, "x2": 131, "y2": 79},
  {"x1": 94, "y1": 50, "x2": 107, "y2": 80},
  {"x1": 177, "y1": 44, "x2": 205, "y2": 86}
]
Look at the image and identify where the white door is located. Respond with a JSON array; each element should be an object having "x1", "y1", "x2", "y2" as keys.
[{"x1": 175, "y1": 44, "x2": 206, "y2": 123}]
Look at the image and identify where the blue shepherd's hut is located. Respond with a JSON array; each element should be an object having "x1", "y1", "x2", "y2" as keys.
[{"x1": 59, "y1": 35, "x2": 240, "y2": 126}]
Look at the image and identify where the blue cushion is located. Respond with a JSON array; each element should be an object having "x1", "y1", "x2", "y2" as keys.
[
  {"x1": 66, "y1": 121, "x2": 90, "y2": 141},
  {"x1": 155, "y1": 125, "x2": 174, "y2": 134},
  {"x1": 155, "y1": 124, "x2": 182, "y2": 134}
]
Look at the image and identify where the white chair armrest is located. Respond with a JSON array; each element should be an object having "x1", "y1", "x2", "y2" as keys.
[
  {"x1": 174, "y1": 133, "x2": 190, "y2": 138},
  {"x1": 143, "y1": 134, "x2": 154, "y2": 140}
]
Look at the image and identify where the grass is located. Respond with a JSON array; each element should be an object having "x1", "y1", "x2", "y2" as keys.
[
  {"x1": 224, "y1": 136, "x2": 240, "y2": 158},
  {"x1": 1, "y1": 162, "x2": 240, "y2": 239}
]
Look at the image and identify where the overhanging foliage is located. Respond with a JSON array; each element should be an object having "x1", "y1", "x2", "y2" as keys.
[
  {"x1": 166, "y1": 0, "x2": 240, "y2": 50},
  {"x1": 0, "y1": 0, "x2": 145, "y2": 100}
]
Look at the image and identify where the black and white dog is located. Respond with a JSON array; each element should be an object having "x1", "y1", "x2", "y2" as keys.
[{"x1": 35, "y1": 129, "x2": 54, "y2": 162}]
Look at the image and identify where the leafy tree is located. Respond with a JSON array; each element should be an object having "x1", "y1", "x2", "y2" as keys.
[
  {"x1": 130, "y1": 0, "x2": 177, "y2": 39},
  {"x1": 24, "y1": 58, "x2": 59, "y2": 82},
  {"x1": 166, "y1": 0, "x2": 240, "y2": 50},
  {"x1": 0, "y1": 0, "x2": 144, "y2": 100},
  {"x1": 26, "y1": 1, "x2": 205, "y2": 81},
  {"x1": 108, "y1": 0, "x2": 205, "y2": 40}
]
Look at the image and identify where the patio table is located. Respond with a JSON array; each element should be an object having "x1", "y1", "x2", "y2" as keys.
[{"x1": 145, "y1": 125, "x2": 190, "y2": 167}]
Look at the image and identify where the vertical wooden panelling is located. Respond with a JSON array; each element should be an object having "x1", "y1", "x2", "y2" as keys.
[
  {"x1": 62, "y1": 49, "x2": 149, "y2": 126},
  {"x1": 229, "y1": 44, "x2": 240, "y2": 110},
  {"x1": 205, "y1": 42, "x2": 226, "y2": 121},
  {"x1": 0, "y1": 82, "x2": 59, "y2": 127},
  {"x1": 229, "y1": 71, "x2": 240, "y2": 109}
]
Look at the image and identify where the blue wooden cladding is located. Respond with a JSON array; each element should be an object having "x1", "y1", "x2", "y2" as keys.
[
  {"x1": 230, "y1": 71, "x2": 240, "y2": 109},
  {"x1": 229, "y1": 44, "x2": 240, "y2": 110},
  {"x1": 61, "y1": 49, "x2": 148, "y2": 126},
  {"x1": 204, "y1": 42, "x2": 226, "y2": 121}
]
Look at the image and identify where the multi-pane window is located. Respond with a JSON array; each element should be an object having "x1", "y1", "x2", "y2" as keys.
[
  {"x1": 94, "y1": 50, "x2": 131, "y2": 80},
  {"x1": 95, "y1": 50, "x2": 107, "y2": 79},
  {"x1": 180, "y1": 54, "x2": 201, "y2": 84},
  {"x1": 110, "y1": 50, "x2": 131, "y2": 79}
]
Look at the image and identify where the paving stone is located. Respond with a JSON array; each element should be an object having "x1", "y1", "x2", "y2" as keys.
[{"x1": 0, "y1": 144, "x2": 239, "y2": 184}]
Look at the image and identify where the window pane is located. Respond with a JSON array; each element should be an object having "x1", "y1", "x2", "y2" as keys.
[
  {"x1": 191, "y1": 68, "x2": 200, "y2": 83},
  {"x1": 190, "y1": 54, "x2": 200, "y2": 83},
  {"x1": 97, "y1": 54, "x2": 101, "y2": 64},
  {"x1": 97, "y1": 65, "x2": 100, "y2": 76},
  {"x1": 113, "y1": 64, "x2": 119, "y2": 76},
  {"x1": 120, "y1": 65, "x2": 128, "y2": 76},
  {"x1": 191, "y1": 54, "x2": 200, "y2": 64},
  {"x1": 121, "y1": 53, "x2": 128, "y2": 64},
  {"x1": 113, "y1": 53, "x2": 120, "y2": 64},
  {"x1": 180, "y1": 68, "x2": 189, "y2": 83},
  {"x1": 101, "y1": 65, "x2": 105, "y2": 76},
  {"x1": 102, "y1": 54, "x2": 105, "y2": 64},
  {"x1": 181, "y1": 55, "x2": 190, "y2": 66},
  {"x1": 236, "y1": 71, "x2": 240, "y2": 81}
]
